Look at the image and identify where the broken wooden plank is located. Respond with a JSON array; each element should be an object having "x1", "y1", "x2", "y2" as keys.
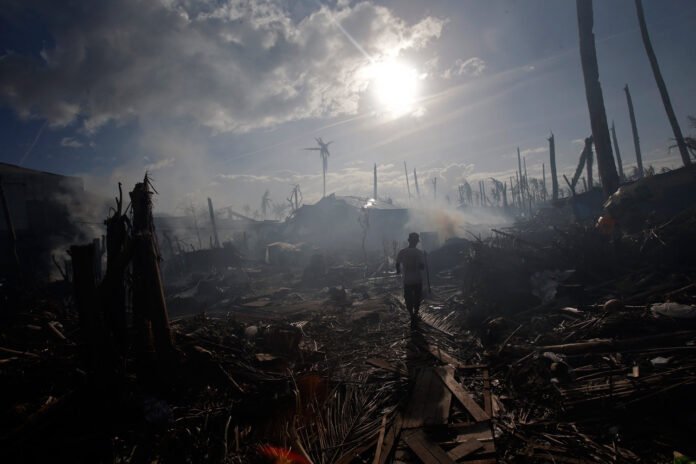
[
  {"x1": 372, "y1": 415, "x2": 388, "y2": 464},
  {"x1": 403, "y1": 430, "x2": 456, "y2": 464},
  {"x1": 418, "y1": 341, "x2": 464, "y2": 367},
  {"x1": 447, "y1": 440, "x2": 484, "y2": 460},
  {"x1": 376, "y1": 414, "x2": 402, "y2": 464},
  {"x1": 482, "y1": 369, "x2": 492, "y2": 417},
  {"x1": 0, "y1": 346, "x2": 40, "y2": 359},
  {"x1": 435, "y1": 367, "x2": 489, "y2": 422},
  {"x1": 403, "y1": 368, "x2": 452, "y2": 428}
]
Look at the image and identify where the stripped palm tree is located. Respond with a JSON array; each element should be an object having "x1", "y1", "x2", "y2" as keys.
[
  {"x1": 304, "y1": 137, "x2": 333, "y2": 198},
  {"x1": 261, "y1": 189, "x2": 272, "y2": 218}
]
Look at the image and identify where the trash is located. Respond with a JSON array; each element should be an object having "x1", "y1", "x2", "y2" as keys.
[
  {"x1": 650, "y1": 356, "x2": 672, "y2": 366},
  {"x1": 651, "y1": 302, "x2": 696, "y2": 319}
]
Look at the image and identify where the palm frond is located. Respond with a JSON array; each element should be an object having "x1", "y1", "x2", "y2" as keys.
[{"x1": 293, "y1": 381, "x2": 390, "y2": 464}]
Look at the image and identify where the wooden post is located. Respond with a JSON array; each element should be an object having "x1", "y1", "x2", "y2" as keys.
[
  {"x1": 404, "y1": 161, "x2": 411, "y2": 200},
  {"x1": 577, "y1": 0, "x2": 620, "y2": 196},
  {"x1": 624, "y1": 84, "x2": 645, "y2": 178},
  {"x1": 130, "y1": 177, "x2": 174, "y2": 366},
  {"x1": 207, "y1": 197, "x2": 220, "y2": 248},
  {"x1": 610, "y1": 121, "x2": 626, "y2": 180},
  {"x1": 548, "y1": 133, "x2": 559, "y2": 201},
  {"x1": 634, "y1": 0, "x2": 690, "y2": 166},
  {"x1": 0, "y1": 177, "x2": 20, "y2": 275}
]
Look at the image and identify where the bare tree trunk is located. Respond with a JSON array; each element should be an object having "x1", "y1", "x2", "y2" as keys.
[
  {"x1": 624, "y1": 84, "x2": 644, "y2": 178},
  {"x1": 516, "y1": 147, "x2": 524, "y2": 207},
  {"x1": 548, "y1": 133, "x2": 559, "y2": 201},
  {"x1": 130, "y1": 178, "x2": 175, "y2": 368},
  {"x1": 577, "y1": 0, "x2": 620, "y2": 196},
  {"x1": 207, "y1": 197, "x2": 220, "y2": 248},
  {"x1": 71, "y1": 243, "x2": 117, "y2": 383},
  {"x1": 542, "y1": 163, "x2": 547, "y2": 201},
  {"x1": 610, "y1": 121, "x2": 626, "y2": 180},
  {"x1": 373, "y1": 163, "x2": 377, "y2": 199},
  {"x1": 634, "y1": 0, "x2": 690, "y2": 166},
  {"x1": 586, "y1": 140, "x2": 594, "y2": 189},
  {"x1": 103, "y1": 183, "x2": 129, "y2": 354}
]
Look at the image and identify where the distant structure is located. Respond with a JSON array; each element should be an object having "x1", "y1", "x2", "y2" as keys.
[
  {"x1": 0, "y1": 162, "x2": 97, "y2": 278},
  {"x1": 304, "y1": 137, "x2": 333, "y2": 198}
]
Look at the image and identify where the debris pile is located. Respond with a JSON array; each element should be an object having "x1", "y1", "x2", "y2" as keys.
[{"x1": 3, "y1": 168, "x2": 696, "y2": 463}]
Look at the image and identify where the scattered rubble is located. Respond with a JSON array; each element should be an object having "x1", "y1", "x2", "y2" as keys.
[{"x1": 2, "y1": 167, "x2": 696, "y2": 463}]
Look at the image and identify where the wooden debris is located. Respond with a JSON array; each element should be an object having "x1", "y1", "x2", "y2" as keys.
[
  {"x1": 403, "y1": 368, "x2": 452, "y2": 429},
  {"x1": 447, "y1": 440, "x2": 484, "y2": 460},
  {"x1": 435, "y1": 367, "x2": 489, "y2": 422},
  {"x1": 403, "y1": 430, "x2": 456, "y2": 464}
]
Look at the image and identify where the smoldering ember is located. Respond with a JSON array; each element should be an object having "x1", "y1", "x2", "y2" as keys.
[{"x1": 1, "y1": 1, "x2": 696, "y2": 464}]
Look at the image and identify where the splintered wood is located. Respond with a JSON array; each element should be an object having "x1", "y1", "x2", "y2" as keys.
[{"x1": 378, "y1": 330, "x2": 497, "y2": 464}]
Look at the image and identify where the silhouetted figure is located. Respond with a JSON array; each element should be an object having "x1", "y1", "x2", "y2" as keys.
[{"x1": 396, "y1": 232, "x2": 425, "y2": 324}]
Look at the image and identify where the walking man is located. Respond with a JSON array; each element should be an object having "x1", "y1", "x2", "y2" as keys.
[{"x1": 396, "y1": 232, "x2": 425, "y2": 323}]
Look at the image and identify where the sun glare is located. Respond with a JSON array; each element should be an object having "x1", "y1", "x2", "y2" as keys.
[{"x1": 369, "y1": 60, "x2": 420, "y2": 117}]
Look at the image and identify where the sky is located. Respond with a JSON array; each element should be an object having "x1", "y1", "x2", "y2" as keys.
[{"x1": 1, "y1": 0, "x2": 695, "y2": 216}]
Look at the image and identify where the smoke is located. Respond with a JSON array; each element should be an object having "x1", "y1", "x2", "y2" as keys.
[
  {"x1": 405, "y1": 203, "x2": 513, "y2": 244},
  {"x1": 42, "y1": 184, "x2": 111, "y2": 280}
]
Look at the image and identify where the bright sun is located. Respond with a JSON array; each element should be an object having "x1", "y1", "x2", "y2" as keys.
[{"x1": 369, "y1": 60, "x2": 420, "y2": 117}]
